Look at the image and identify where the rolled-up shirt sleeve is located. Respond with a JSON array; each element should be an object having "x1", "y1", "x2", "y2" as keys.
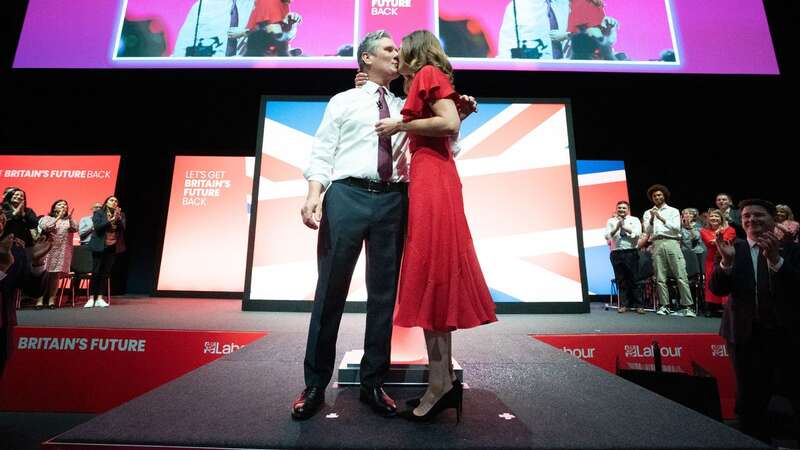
[
  {"x1": 664, "y1": 208, "x2": 681, "y2": 233},
  {"x1": 642, "y1": 211, "x2": 653, "y2": 234},
  {"x1": 604, "y1": 218, "x2": 617, "y2": 241},
  {"x1": 303, "y1": 98, "x2": 342, "y2": 190},
  {"x1": 629, "y1": 218, "x2": 642, "y2": 239}
]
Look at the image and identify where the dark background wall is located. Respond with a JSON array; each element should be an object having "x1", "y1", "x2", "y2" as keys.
[{"x1": 1, "y1": 1, "x2": 797, "y2": 295}]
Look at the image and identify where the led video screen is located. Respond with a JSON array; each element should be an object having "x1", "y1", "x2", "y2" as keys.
[
  {"x1": 14, "y1": 0, "x2": 777, "y2": 74},
  {"x1": 157, "y1": 156, "x2": 255, "y2": 292},
  {"x1": 577, "y1": 160, "x2": 629, "y2": 296},
  {"x1": 156, "y1": 155, "x2": 625, "y2": 294},
  {"x1": 244, "y1": 97, "x2": 587, "y2": 305},
  {"x1": 0, "y1": 155, "x2": 121, "y2": 245}
]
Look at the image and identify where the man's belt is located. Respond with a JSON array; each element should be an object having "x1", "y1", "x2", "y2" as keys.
[
  {"x1": 651, "y1": 235, "x2": 680, "y2": 241},
  {"x1": 338, "y1": 177, "x2": 407, "y2": 193}
]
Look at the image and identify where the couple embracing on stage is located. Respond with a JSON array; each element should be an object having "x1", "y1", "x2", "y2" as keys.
[{"x1": 292, "y1": 29, "x2": 497, "y2": 422}]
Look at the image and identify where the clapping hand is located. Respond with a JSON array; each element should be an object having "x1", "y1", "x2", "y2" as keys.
[
  {"x1": 649, "y1": 207, "x2": 658, "y2": 224},
  {"x1": 756, "y1": 231, "x2": 781, "y2": 266},
  {"x1": 714, "y1": 231, "x2": 735, "y2": 266},
  {"x1": 286, "y1": 12, "x2": 302, "y2": 25},
  {"x1": 31, "y1": 235, "x2": 53, "y2": 267},
  {"x1": 12, "y1": 201, "x2": 24, "y2": 217}
]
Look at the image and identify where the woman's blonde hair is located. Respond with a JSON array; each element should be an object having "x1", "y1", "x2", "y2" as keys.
[
  {"x1": 776, "y1": 204, "x2": 794, "y2": 221},
  {"x1": 706, "y1": 208, "x2": 728, "y2": 228},
  {"x1": 400, "y1": 30, "x2": 454, "y2": 86}
]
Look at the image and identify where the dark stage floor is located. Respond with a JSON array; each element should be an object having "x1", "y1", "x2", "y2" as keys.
[{"x1": 1, "y1": 298, "x2": 765, "y2": 450}]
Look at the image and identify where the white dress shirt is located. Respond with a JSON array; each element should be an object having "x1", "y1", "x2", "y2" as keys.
[
  {"x1": 605, "y1": 215, "x2": 642, "y2": 251},
  {"x1": 642, "y1": 204, "x2": 681, "y2": 239},
  {"x1": 304, "y1": 81, "x2": 407, "y2": 190},
  {"x1": 497, "y1": 0, "x2": 570, "y2": 59},
  {"x1": 173, "y1": 0, "x2": 255, "y2": 57}
]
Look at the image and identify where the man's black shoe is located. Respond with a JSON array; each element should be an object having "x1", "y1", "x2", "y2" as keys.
[
  {"x1": 291, "y1": 386, "x2": 325, "y2": 420},
  {"x1": 359, "y1": 386, "x2": 396, "y2": 417}
]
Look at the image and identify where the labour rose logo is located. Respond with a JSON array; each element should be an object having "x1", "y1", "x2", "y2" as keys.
[
  {"x1": 203, "y1": 341, "x2": 218, "y2": 354},
  {"x1": 711, "y1": 344, "x2": 728, "y2": 357}
]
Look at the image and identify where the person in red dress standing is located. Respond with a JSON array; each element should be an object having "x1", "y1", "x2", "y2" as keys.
[
  {"x1": 700, "y1": 209, "x2": 737, "y2": 316},
  {"x1": 376, "y1": 29, "x2": 497, "y2": 422}
]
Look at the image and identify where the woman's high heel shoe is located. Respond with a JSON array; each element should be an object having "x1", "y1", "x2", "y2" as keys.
[
  {"x1": 399, "y1": 380, "x2": 463, "y2": 423},
  {"x1": 406, "y1": 379, "x2": 462, "y2": 408}
]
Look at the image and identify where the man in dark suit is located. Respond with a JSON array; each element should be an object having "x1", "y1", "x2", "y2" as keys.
[
  {"x1": 716, "y1": 192, "x2": 744, "y2": 238},
  {"x1": 710, "y1": 199, "x2": 800, "y2": 443}
]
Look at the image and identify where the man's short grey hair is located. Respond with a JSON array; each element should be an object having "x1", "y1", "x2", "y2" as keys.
[{"x1": 357, "y1": 30, "x2": 392, "y2": 72}]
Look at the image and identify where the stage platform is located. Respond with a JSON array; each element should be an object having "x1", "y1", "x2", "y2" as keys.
[{"x1": 2, "y1": 297, "x2": 767, "y2": 450}]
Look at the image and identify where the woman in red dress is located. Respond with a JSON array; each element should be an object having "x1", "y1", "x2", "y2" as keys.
[
  {"x1": 567, "y1": 0, "x2": 606, "y2": 34},
  {"x1": 243, "y1": 0, "x2": 300, "y2": 56},
  {"x1": 376, "y1": 29, "x2": 497, "y2": 422},
  {"x1": 699, "y1": 209, "x2": 736, "y2": 316}
]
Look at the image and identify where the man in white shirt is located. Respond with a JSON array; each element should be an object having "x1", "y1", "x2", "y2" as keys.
[
  {"x1": 292, "y1": 30, "x2": 406, "y2": 422},
  {"x1": 173, "y1": 0, "x2": 255, "y2": 57},
  {"x1": 642, "y1": 184, "x2": 695, "y2": 317},
  {"x1": 605, "y1": 201, "x2": 643, "y2": 313},
  {"x1": 497, "y1": 0, "x2": 570, "y2": 59}
]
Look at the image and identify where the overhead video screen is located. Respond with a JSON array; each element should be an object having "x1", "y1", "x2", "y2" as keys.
[
  {"x1": 245, "y1": 97, "x2": 586, "y2": 306},
  {"x1": 14, "y1": 0, "x2": 778, "y2": 74}
]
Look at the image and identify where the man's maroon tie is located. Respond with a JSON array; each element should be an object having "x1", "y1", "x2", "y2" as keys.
[{"x1": 377, "y1": 87, "x2": 392, "y2": 181}]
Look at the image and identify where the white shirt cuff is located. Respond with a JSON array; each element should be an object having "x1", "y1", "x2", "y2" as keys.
[
  {"x1": 31, "y1": 265, "x2": 46, "y2": 276},
  {"x1": 0, "y1": 271, "x2": 6, "y2": 282}
]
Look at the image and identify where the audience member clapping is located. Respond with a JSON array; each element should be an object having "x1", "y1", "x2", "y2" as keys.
[
  {"x1": 715, "y1": 192, "x2": 744, "y2": 238},
  {"x1": 86, "y1": 196, "x2": 126, "y2": 308},
  {"x1": 680, "y1": 207, "x2": 706, "y2": 271},
  {"x1": 700, "y1": 209, "x2": 737, "y2": 316},
  {"x1": 1, "y1": 212, "x2": 51, "y2": 375},
  {"x1": 774, "y1": 204, "x2": 799, "y2": 245},
  {"x1": 1, "y1": 188, "x2": 38, "y2": 247},
  {"x1": 34, "y1": 200, "x2": 79, "y2": 309}
]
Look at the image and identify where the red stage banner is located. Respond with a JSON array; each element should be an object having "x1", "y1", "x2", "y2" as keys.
[
  {"x1": 0, "y1": 327, "x2": 267, "y2": 413},
  {"x1": 157, "y1": 156, "x2": 254, "y2": 292},
  {"x1": 0, "y1": 155, "x2": 120, "y2": 244},
  {"x1": 532, "y1": 333, "x2": 735, "y2": 419}
]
